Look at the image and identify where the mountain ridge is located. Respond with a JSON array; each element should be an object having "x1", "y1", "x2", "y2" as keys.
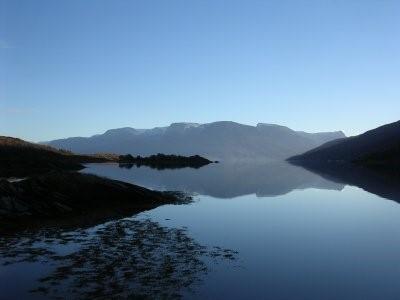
[{"x1": 45, "y1": 121, "x2": 345, "y2": 161}]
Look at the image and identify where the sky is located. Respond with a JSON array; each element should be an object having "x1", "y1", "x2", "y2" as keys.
[{"x1": 1, "y1": 0, "x2": 400, "y2": 142}]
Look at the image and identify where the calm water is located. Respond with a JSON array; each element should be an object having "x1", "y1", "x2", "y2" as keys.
[{"x1": 2, "y1": 162, "x2": 400, "y2": 299}]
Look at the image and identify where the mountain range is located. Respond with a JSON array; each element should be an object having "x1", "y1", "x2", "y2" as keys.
[{"x1": 45, "y1": 121, "x2": 345, "y2": 161}]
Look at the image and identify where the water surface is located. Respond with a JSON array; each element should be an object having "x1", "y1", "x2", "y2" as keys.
[{"x1": 2, "y1": 162, "x2": 400, "y2": 299}]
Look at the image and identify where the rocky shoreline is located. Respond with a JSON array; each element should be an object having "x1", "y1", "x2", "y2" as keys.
[
  {"x1": 0, "y1": 136, "x2": 196, "y2": 232},
  {"x1": 0, "y1": 171, "x2": 190, "y2": 232}
]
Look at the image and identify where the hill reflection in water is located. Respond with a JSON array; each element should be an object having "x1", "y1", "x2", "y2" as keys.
[{"x1": 290, "y1": 161, "x2": 400, "y2": 204}]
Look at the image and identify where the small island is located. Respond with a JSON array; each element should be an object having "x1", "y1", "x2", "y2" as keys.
[{"x1": 118, "y1": 153, "x2": 215, "y2": 169}]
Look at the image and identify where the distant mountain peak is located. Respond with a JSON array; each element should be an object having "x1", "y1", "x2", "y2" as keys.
[
  {"x1": 257, "y1": 123, "x2": 286, "y2": 128},
  {"x1": 104, "y1": 127, "x2": 138, "y2": 135},
  {"x1": 257, "y1": 123, "x2": 294, "y2": 132},
  {"x1": 169, "y1": 122, "x2": 201, "y2": 129}
]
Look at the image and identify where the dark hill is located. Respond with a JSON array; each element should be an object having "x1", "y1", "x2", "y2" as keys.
[
  {"x1": 288, "y1": 120, "x2": 400, "y2": 164},
  {"x1": 0, "y1": 136, "x2": 113, "y2": 177}
]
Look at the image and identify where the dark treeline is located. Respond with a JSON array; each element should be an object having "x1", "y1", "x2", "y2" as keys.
[{"x1": 118, "y1": 153, "x2": 215, "y2": 170}]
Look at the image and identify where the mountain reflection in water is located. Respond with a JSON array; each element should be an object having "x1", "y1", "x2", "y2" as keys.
[
  {"x1": 83, "y1": 162, "x2": 345, "y2": 198},
  {"x1": 2, "y1": 162, "x2": 400, "y2": 299}
]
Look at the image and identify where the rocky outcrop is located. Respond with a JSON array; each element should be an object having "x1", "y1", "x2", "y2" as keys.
[{"x1": 0, "y1": 172, "x2": 188, "y2": 231}]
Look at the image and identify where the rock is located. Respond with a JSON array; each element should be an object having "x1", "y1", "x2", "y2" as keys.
[{"x1": 0, "y1": 171, "x2": 189, "y2": 232}]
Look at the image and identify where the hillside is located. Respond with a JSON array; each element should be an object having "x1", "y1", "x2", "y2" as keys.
[
  {"x1": 45, "y1": 122, "x2": 345, "y2": 161},
  {"x1": 0, "y1": 136, "x2": 113, "y2": 177},
  {"x1": 288, "y1": 120, "x2": 400, "y2": 164}
]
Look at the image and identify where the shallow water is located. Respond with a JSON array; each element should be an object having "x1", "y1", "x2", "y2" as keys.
[{"x1": 2, "y1": 162, "x2": 400, "y2": 299}]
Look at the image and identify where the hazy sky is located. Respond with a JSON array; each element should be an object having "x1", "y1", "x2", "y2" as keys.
[{"x1": 1, "y1": 0, "x2": 400, "y2": 142}]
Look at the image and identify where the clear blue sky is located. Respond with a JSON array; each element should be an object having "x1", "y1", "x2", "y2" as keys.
[{"x1": 1, "y1": 0, "x2": 399, "y2": 142}]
